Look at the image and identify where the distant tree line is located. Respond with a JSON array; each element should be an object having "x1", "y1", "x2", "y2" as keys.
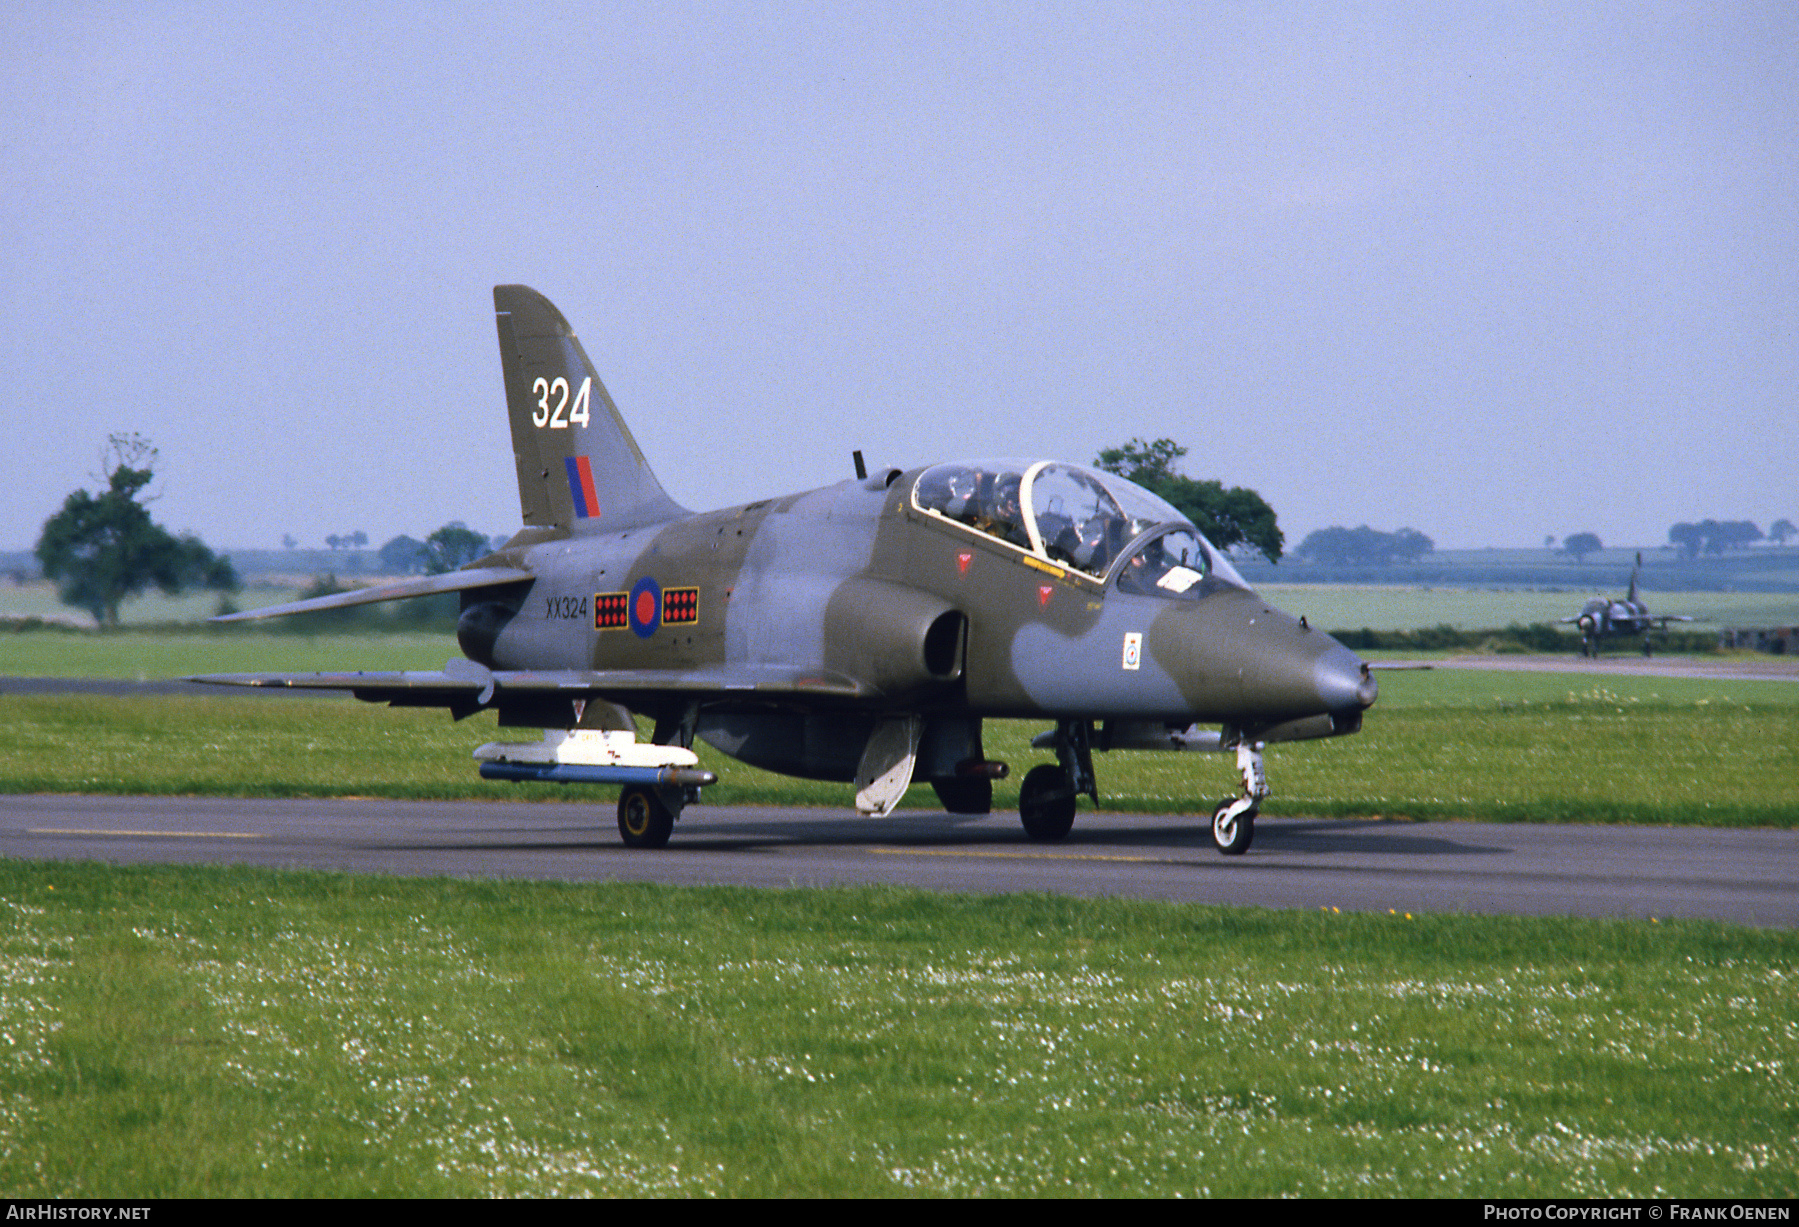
[
  {"x1": 1294, "y1": 525, "x2": 1434, "y2": 567},
  {"x1": 33, "y1": 434, "x2": 515, "y2": 626},
  {"x1": 1668, "y1": 520, "x2": 1766, "y2": 558},
  {"x1": 1328, "y1": 622, "x2": 1720, "y2": 655},
  {"x1": 375, "y1": 522, "x2": 499, "y2": 575}
]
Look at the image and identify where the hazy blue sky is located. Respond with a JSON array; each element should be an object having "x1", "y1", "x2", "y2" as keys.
[{"x1": 4, "y1": 2, "x2": 1794, "y2": 553}]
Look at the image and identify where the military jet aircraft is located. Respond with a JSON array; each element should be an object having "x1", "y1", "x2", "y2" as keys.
[
  {"x1": 194, "y1": 286, "x2": 1377, "y2": 855},
  {"x1": 1560, "y1": 552, "x2": 1694, "y2": 656}
]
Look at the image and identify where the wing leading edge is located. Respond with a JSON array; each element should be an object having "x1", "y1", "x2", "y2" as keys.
[
  {"x1": 208, "y1": 566, "x2": 536, "y2": 622},
  {"x1": 186, "y1": 664, "x2": 873, "y2": 716}
]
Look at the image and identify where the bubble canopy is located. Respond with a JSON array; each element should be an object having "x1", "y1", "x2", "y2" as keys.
[{"x1": 910, "y1": 459, "x2": 1249, "y2": 591}]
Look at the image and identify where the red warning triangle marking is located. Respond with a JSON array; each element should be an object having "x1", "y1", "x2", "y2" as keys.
[{"x1": 1038, "y1": 584, "x2": 1053, "y2": 606}]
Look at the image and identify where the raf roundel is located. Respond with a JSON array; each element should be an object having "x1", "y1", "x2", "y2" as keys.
[{"x1": 628, "y1": 576, "x2": 662, "y2": 639}]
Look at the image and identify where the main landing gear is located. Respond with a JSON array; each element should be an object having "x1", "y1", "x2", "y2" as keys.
[
  {"x1": 615, "y1": 702, "x2": 704, "y2": 849},
  {"x1": 1019, "y1": 721, "x2": 1271, "y2": 855},
  {"x1": 1018, "y1": 765, "x2": 1076, "y2": 840},
  {"x1": 618, "y1": 786, "x2": 676, "y2": 848},
  {"x1": 1017, "y1": 720, "x2": 1097, "y2": 842}
]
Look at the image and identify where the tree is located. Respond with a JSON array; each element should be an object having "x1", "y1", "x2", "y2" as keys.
[
  {"x1": 1669, "y1": 522, "x2": 1703, "y2": 559},
  {"x1": 1670, "y1": 519, "x2": 1764, "y2": 557},
  {"x1": 1561, "y1": 532, "x2": 1603, "y2": 563},
  {"x1": 423, "y1": 521, "x2": 490, "y2": 574},
  {"x1": 1771, "y1": 519, "x2": 1796, "y2": 547},
  {"x1": 1711, "y1": 520, "x2": 1763, "y2": 553},
  {"x1": 1093, "y1": 438, "x2": 1284, "y2": 561},
  {"x1": 35, "y1": 434, "x2": 238, "y2": 626},
  {"x1": 1390, "y1": 527, "x2": 1435, "y2": 563},
  {"x1": 1294, "y1": 525, "x2": 1435, "y2": 567},
  {"x1": 377, "y1": 534, "x2": 430, "y2": 574}
]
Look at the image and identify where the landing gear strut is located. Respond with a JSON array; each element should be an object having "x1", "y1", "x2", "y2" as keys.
[
  {"x1": 1210, "y1": 740, "x2": 1269, "y2": 856},
  {"x1": 629, "y1": 701, "x2": 704, "y2": 845},
  {"x1": 1017, "y1": 719, "x2": 1097, "y2": 841}
]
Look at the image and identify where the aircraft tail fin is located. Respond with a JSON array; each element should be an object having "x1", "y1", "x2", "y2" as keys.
[{"x1": 493, "y1": 286, "x2": 687, "y2": 532}]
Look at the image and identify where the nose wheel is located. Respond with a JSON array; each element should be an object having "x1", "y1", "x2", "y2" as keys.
[
  {"x1": 1211, "y1": 799, "x2": 1256, "y2": 855},
  {"x1": 1210, "y1": 741, "x2": 1269, "y2": 855}
]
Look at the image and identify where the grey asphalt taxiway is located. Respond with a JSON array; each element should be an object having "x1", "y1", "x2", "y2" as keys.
[{"x1": 3, "y1": 793, "x2": 1793, "y2": 927}]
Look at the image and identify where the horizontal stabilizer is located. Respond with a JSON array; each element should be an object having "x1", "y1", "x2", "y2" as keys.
[{"x1": 209, "y1": 567, "x2": 535, "y2": 622}]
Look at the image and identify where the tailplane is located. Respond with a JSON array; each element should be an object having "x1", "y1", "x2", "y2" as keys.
[{"x1": 494, "y1": 286, "x2": 687, "y2": 532}]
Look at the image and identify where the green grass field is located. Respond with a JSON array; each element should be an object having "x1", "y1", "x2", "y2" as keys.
[
  {"x1": 0, "y1": 862, "x2": 1791, "y2": 1197},
  {"x1": 4, "y1": 632, "x2": 1796, "y2": 1197},
  {"x1": 0, "y1": 580, "x2": 306, "y2": 627},
  {"x1": 0, "y1": 628, "x2": 458, "y2": 679},
  {"x1": 4, "y1": 668, "x2": 1796, "y2": 827}
]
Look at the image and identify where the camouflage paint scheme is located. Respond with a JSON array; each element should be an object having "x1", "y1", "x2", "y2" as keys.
[
  {"x1": 196, "y1": 287, "x2": 1378, "y2": 852},
  {"x1": 1560, "y1": 552, "x2": 1694, "y2": 657}
]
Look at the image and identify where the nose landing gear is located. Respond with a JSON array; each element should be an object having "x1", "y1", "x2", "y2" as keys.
[{"x1": 1209, "y1": 741, "x2": 1268, "y2": 856}]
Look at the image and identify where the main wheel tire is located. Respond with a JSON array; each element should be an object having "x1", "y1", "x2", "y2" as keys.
[
  {"x1": 617, "y1": 786, "x2": 675, "y2": 849},
  {"x1": 933, "y1": 776, "x2": 993, "y2": 814},
  {"x1": 1018, "y1": 764, "x2": 1076, "y2": 841},
  {"x1": 1211, "y1": 799, "x2": 1255, "y2": 856}
]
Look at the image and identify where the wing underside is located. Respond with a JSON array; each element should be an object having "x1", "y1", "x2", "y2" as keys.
[{"x1": 186, "y1": 664, "x2": 873, "y2": 719}]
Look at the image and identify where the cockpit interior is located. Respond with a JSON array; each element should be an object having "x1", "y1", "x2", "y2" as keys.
[{"x1": 911, "y1": 459, "x2": 1249, "y2": 595}]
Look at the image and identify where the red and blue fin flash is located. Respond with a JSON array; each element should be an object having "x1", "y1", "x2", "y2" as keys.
[{"x1": 565, "y1": 456, "x2": 600, "y2": 518}]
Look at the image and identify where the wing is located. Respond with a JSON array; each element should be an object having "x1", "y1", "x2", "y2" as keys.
[
  {"x1": 210, "y1": 566, "x2": 535, "y2": 622},
  {"x1": 186, "y1": 663, "x2": 874, "y2": 719}
]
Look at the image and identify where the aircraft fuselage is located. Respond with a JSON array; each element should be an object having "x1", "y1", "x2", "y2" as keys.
[{"x1": 477, "y1": 471, "x2": 1370, "y2": 733}]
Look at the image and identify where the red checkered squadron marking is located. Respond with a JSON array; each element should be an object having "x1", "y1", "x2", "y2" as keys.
[
  {"x1": 663, "y1": 587, "x2": 700, "y2": 625},
  {"x1": 594, "y1": 591, "x2": 629, "y2": 630}
]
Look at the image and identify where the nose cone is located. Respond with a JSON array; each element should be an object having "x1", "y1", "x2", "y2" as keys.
[
  {"x1": 1314, "y1": 643, "x2": 1378, "y2": 711},
  {"x1": 1207, "y1": 597, "x2": 1379, "y2": 719}
]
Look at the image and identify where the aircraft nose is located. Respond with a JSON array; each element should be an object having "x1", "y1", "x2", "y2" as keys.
[{"x1": 1314, "y1": 644, "x2": 1378, "y2": 711}]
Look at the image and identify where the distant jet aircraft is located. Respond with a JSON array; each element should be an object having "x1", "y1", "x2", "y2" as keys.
[
  {"x1": 1561, "y1": 552, "x2": 1694, "y2": 656},
  {"x1": 193, "y1": 287, "x2": 1377, "y2": 855}
]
